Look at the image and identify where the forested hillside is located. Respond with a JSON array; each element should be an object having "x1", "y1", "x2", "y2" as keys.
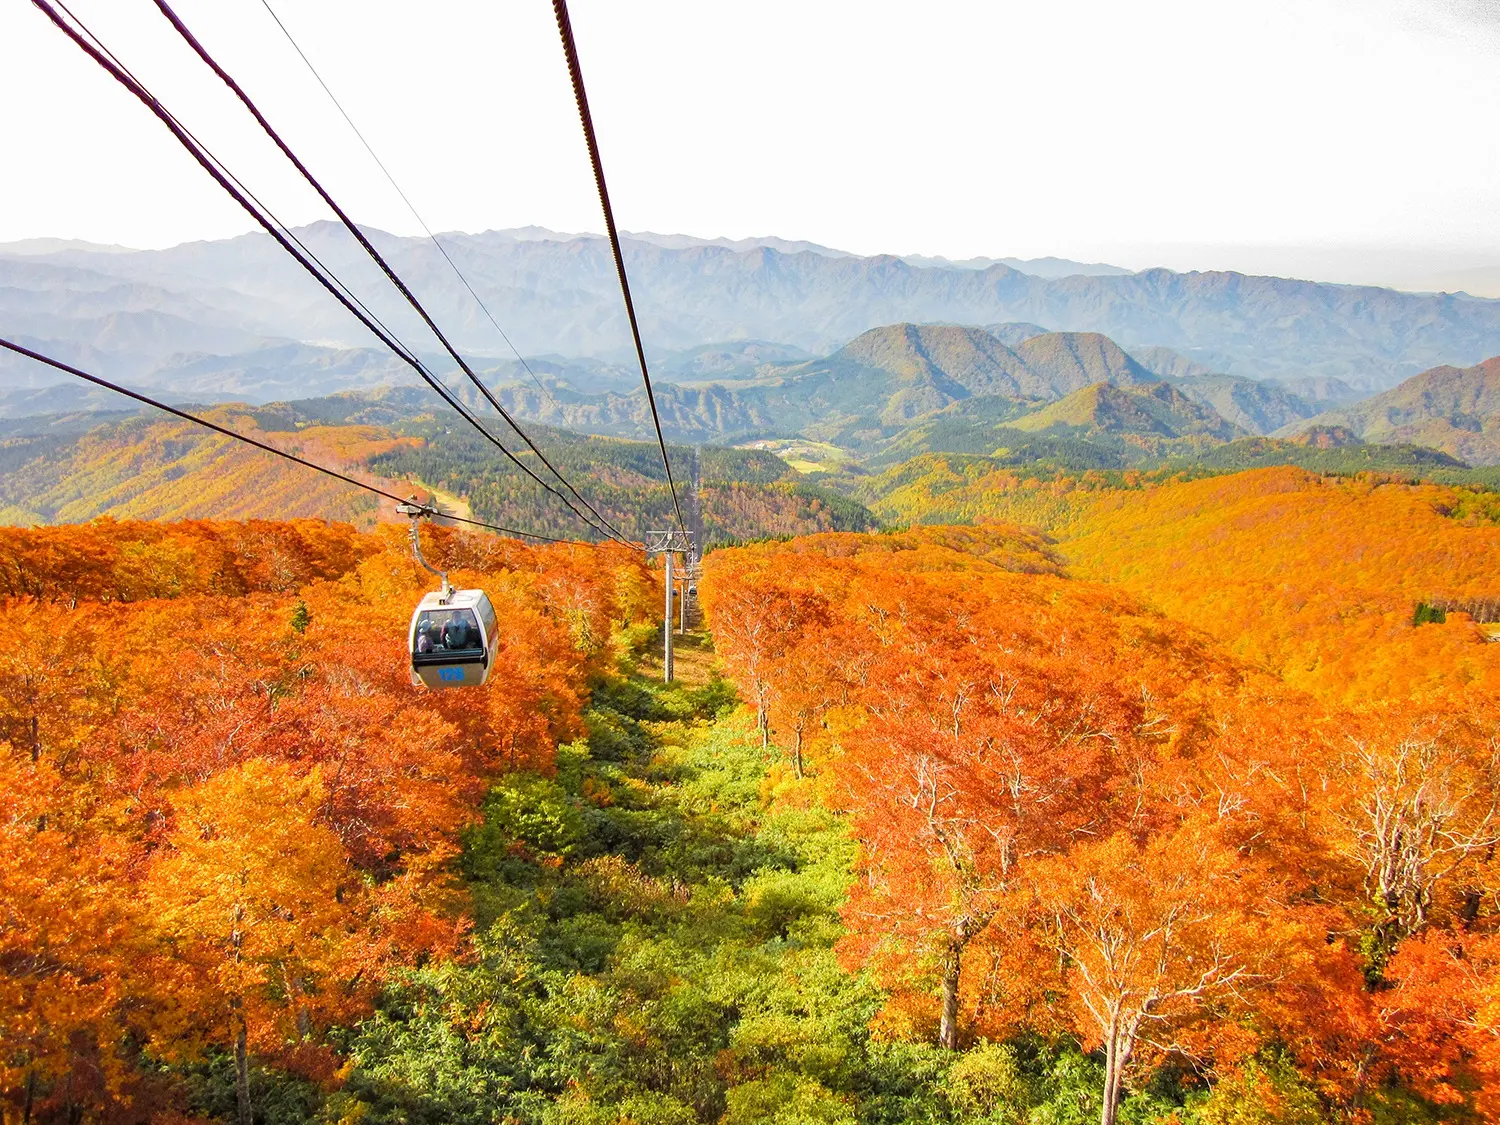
[
  {"x1": 0, "y1": 408, "x2": 400, "y2": 525},
  {"x1": 7, "y1": 470, "x2": 1500, "y2": 1123},
  {"x1": 0, "y1": 395, "x2": 877, "y2": 544},
  {"x1": 367, "y1": 425, "x2": 875, "y2": 544},
  {"x1": 1285, "y1": 354, "x2": 1500, "y2": 465},
  {"x1": 1, "y1": 518, "x2": 657, "y2": 1122},
  {"x1": 865, "y1": 463, "x2": 1500, "y2": 695},
  {"x1": 1008, "y1": 381, "x2": 1240, "y2": 441},
  {"x1": 861, "y1": 444, "x2": 1500, "y2": 538},
  {"x1": 1060, "y1": 467, "x2": 1500, "y2": 698}
]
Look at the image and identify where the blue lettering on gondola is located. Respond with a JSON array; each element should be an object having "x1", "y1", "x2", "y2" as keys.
[{"x1": 439, "y1": 667, "x2": 465, "y2": 682}]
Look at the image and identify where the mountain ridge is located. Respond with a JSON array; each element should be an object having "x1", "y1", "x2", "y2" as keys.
[
  {"x1": 6, "y1": 224, "x2": 1500, "y2": 399},
  {"x1": 1282, "y1": 355, "x2": 1500, "y2": 465},
  {"x1": 0, "y1": 320, "x2": 1338, "y2": 450}
]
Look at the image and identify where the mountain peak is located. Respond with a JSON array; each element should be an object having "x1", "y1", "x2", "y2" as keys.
[
  {"x1": 1290, "y1": 424, "x2": 1362, "y2": 449},
  {"x1": 1011, "y1": 380, "x2": 1240, "y2": 440},
  {"x1": 822, "y1": 325, "x2": 1190, "y2": 408},
  {"x1": 1014, "y1": 332, "x2": 1158, "y2": 393},
  {"x1": 835, "y1": 324, "x2": 1019, "y2": 379}
]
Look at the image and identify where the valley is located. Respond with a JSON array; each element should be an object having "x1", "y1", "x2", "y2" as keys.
[{"x1": 7, "y1": 316, "x2": 1500, "y2": 545}]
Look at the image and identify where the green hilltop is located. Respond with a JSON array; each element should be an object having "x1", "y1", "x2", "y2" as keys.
[{"x1": 1009, "y1": 381, "x2": 1241, "y2": 441}]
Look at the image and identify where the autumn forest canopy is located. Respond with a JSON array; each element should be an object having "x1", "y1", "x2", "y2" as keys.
[{"x1": 3, "y1": 460, "x2": 1500, "y2": 1125}]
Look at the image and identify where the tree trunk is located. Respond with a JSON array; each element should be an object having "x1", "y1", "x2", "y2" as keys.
[
  {"x1": 22, "y1": 1068, "x2": 35, "y2": 1125},
  {"x1": 1460, "y1": 888, "x2": 1483, "y2": 928},
  {"x1": 938, "y1": 940, "x2": 962, "y2": 1050},
  {"x1": 1348, "y1": 1041, "x2": 1378, "y2": 1113},
  {"x1": 59, "y1": 1074, "x2": 78, "y2": 1125},
  {"x1": 282, "y1": 964, "x2": 310, "y2": 1039},
  {"x1": 233, "y1": 1004, "x2": 252, "y2": 1125},
  {"x1": 1100, "y1": 1039, "x2": 1121, "y2": 1125},
  {"x1": 1100, "y1": 1027, "x2": 1131, "y2": 1125},
  {"x1": 231, "y1": 901, "x2": 251, "y2": 1125},
  {"x1": 792, "y1": 726, "x2": 804, "y2": 780}
]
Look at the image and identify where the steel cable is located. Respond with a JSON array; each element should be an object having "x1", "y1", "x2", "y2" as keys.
[
  {"x1": 34, "y1": 0, "x2": 626, "y2": 545},
  {"x1": 151, "y1": 0, "x2": 631, "y2": 545},
  {"x1": 551, "y1": 0, "x2": 688, "y2": 537},
  {"x1": 254, "y1": 0, "x2": 566, "y2": 420}
]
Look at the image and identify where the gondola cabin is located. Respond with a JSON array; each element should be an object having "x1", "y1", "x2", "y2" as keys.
[{"x1": 408, "y1": 588, "x2": 497, "y2": 689}]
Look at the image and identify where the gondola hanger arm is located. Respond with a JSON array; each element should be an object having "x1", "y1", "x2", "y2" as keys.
[{"x1": 399, "y1": 497, "x2": 452, "y2": 601}]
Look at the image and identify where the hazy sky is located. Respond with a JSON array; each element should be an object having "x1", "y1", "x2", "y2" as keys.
[{"x1": 4, "y1": 0, "x2": 1500, "y2": 287}]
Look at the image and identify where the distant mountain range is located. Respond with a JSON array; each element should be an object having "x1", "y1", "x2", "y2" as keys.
[
  {"x1": 6, "y1": 329, "x2": 1500, "y2": 533},
  {"x1": 6, "y1": 224, "x2": 1500, "y2": 405},
  {"x1": 483, "y1": 232, "x2": 1138, "y2": 277},
  {"x1": 475, "y1": 323, "x2": 1326, "y2": 451}
]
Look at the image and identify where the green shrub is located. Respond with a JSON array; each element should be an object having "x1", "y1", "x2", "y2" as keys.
[
  {"x1": 1184, "y1": 1056, "x2": 1327, "y2": 1124},
  {"x1": 722, "y1": 1074, "x2": 856, "y2": 1125}
]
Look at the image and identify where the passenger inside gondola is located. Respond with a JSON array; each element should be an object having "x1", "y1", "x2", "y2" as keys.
[{"x1": 417, "y1": 608, "x2": 483, "y2": 654}]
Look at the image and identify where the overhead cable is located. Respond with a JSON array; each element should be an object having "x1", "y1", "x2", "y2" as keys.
[
  {"x1": 50, "y1": 2, "x2": 412, "y2": 362},
  {"x1": 150, "y1": 0, "x2": 630, "y2": 546},
  {"x1": 550, "y1": 0, "x2": 688, "y2": 537},
  {"x1": 0, "y1": 337, "x2": 574, "y2": 544},
  {"x1": 34, "y1": 0, "x2": 624, "y2": 545},
  {"x1": 254, "y1": 0, "x2": 566, "y2": 419}
]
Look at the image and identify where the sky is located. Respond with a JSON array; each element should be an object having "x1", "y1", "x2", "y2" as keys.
[{"x1": 3, "y1": 0, "x2": 1500, "y2": 291}]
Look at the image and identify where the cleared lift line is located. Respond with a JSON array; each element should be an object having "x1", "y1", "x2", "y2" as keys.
[
  {"x1": 0, "y1": 337, "x2": 573, "y2": 545},
  {"x1": 150, "y1": 0, "x2": 631, "y2": 547},
  {"x1": 551, "y1": 0, "x2": 688, "y2": 538},
  {"x1": 34, "y1": 0, "x2": 626, "y2": 546}
]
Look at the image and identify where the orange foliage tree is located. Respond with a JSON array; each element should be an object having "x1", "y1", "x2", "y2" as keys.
[
  {"x1": 1322, "y1": 704, "x2": 1500, "y2": 960},
  {"x1": 1029, "y1": 819, "x2": 1313, "y2": 1125},
  {"x1": 142, "y1": 761, "x2": 366, "y2": 1125},
  {"x1": 705, "y1": 527, "x2": 1256, "y2": 1060},
  {"x1": 1382, "y1": 928, "x2": 1500, "y2": 1115},
  {"x1": 0, "y1": 754, "x2": 134, "y2": 1124}
]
